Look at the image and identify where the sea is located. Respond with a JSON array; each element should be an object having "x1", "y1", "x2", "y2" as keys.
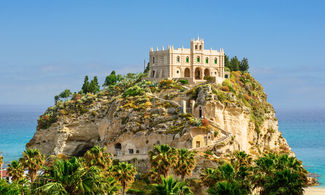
[{"x1": 0, "y1": 105, "x2": 324, "y2": 186}]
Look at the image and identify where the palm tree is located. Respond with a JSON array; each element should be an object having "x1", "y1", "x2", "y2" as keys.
[
  {"x1": 207, "y1": 180, "x2": 244, "y2": 195},
  {"x1": 173, "y1": 148, "x2": 196, "y2": 180},
  {"x1": 7, "y1": 160, "x2": 24, "y2": 182},
  {"x1": 112, "y1": 162, "x2": 137, "y2": 195},
  {"x1": 148, "y1": 144, "x2": 178, "y2": 182},
  {"x1": 34, "y1": 157, "x2": 117, "y2": 194},
  {"x1": 253, "y1": 152, "x2": 307, "y2": 195},
  {"x1": 83, "y1": 146, "x2": 112, "y2": 170},
  {"x1": 151, "y1": 175, "x2": 193, "y2": 195},
  {"x1": 201, "y1": 163, "x2": 251, "y2": 195},
  {"x1": 20, "y1": 148, "x2": 45, "y2": 183}
]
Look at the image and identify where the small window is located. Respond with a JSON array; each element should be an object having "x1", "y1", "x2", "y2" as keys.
[
  {"x1": 195, "y1": 45, "x2": 198, "y2": 50},
  {"x1": 186, "y1": 56, "x2": 189, "y2": 63},
  {"x1": 177, "y1": 56, "x2": 180, "y2": 62},
  {"x1": 197, "y1": 56, "x2": 200, "y2": 63},
  {"x1": 199, "y1": 45, "x2": 202, "y2": 50},
  {"x1": 214, "y1": 58, "x2": 217, "y2": 64},
  {"x1": 225, "y1": 74, "x2": 229, "y2": 79},
  {"x1": 215, "y1": 72, "x2": 217, "y2": 75},
  {"x1": 206, "y1": 58, "x2": 209, "y2": 64},
  {"x1": 136, "y1": 150, "x2": 139, "y2": 154},
  {"x1": 156, "y1": 141, "x2": 160, "y2": 145},
  {"x1": 153, "y1": 57, "x2": 155, "y2": 64},
  {"x1": 146, "y1": 140, "x2": 149, "y2": 144},
  {"x1": 129, "y1": 149, "x2": 134, "y2": 154},
  {"x1": 196, "y1": 141, "x2": 200, "y2": 148},
  {"x1": 177, "y1": 70, "x2": 179, "y2": 74}
]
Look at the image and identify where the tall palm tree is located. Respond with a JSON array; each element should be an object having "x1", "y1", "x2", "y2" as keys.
[
  {"x1": 33, "y1": 157, "x2": 117, "y2": 194},
  {"x1": 83, "y1": 146, "x2": 112, "y2": 170},
  {"x1": 151, "y1": 175, "x2": 193, "y2": 195},
  {"x1": 7, "y1": 160, "x2": 24, "y2": 182},
  {"x1": 112, "y1": 162, "x2": 137, "y2": 195},
  {"x1": 20, "y1": 148, "x2": 45, "y2": 183},
  {"x1": 173, "y1": 148, "x2": 196, "y2": 180},
  {"x1": 148, "y1": 144, "x2": 178, "y2": 182}
]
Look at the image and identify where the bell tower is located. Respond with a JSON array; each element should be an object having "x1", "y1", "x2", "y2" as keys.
[{"x1": 190, "y1": 36, "x2": 204, "y2": 52}]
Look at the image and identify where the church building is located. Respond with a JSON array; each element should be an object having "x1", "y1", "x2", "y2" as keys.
[{"x1": 149, "y1": 37, "x2": 229, "y2": 84}]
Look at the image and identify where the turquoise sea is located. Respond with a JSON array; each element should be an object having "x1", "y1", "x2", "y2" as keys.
[{"x1": 0, "y1": 105, "x2": 324, "y2": 186}]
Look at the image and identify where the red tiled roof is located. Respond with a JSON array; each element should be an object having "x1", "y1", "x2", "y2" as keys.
[{"x1": 0, "y1": 170, "x2": 8, "y2": 177}]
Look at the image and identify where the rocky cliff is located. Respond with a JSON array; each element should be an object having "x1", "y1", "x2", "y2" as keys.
[{"x1": 27, "y1": 72, "x2": 291, "y2": 167}]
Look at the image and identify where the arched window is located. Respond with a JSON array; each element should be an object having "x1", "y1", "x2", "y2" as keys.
[
  {"x1": 186, "y1": 56, "x2": 189, "y2": 63},
  {"x1": 195, "y1": 45, "x2": 198, "y2": 50},
  {"x1": 197, "y1": 56, "x2": 200, "y2": 63},
  {"x1": 199, "y1": 45, "x2": 202, "y2": 50},
  {"x1": 214, "y1": 58, "x2": 217, "y2": 64},
  {"x1": 184, "y1": 68, "x2": 190, "y2": 77},
  {"x1": 153, "y1": 57, "x2": 155, "y2": 64},
  {"x1": 206, "y1": 57, "x2": 209, "y2": 64},
  {"x1": 176, "y1": 56, "x2": 180, "y2": 63}
]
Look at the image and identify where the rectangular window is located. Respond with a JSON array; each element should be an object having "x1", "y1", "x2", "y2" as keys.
[
  {"x1": 197, "y1": 57, "x2": 200, "y2": 62},
  {"x1": 196, "y1": 141, "x2": 200, "y2": 148},
  {"x1": 206, "y1": 59, "x2": 208, "y2": 64},
  {"x1": 214, "y1": 59, "x2": 217, "y2": 64},
  {"x1": 129, "y1": 149, "x2": 134, "y2": 154},
  {"x1": 186, "y1": 58, "x2": 189, "y2": 63}
]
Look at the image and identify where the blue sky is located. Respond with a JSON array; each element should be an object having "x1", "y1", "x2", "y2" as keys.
[{"x1": 0, "y1": 0, "x2": 324, "y2": 111}]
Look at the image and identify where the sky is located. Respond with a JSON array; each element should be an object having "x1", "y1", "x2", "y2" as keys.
[{"x1": 0, "y1": 0, "x2": 324, "y2": 112}]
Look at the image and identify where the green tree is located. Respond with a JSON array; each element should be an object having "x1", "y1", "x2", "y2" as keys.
[
  {"x1": 88, "y1": 76, "x2": 100, "y2": 93},
  {"x1": 0, "y1": 178, "x2": 30, "y2": 195},
  {"x1": 33, "y1": 157, "x2": 116, "y2": 194},
  {"x1": 151, "y1": 175, "x2": 192, "y2": 195},
  {"x1": 253, "y1": 153, "x2": 307, "y2": 195},
  {"x1": 239, "y1": 57, "x2": 249, "y2": 72},
  {"x1": 224, "y1": 55, "x2": 230, "y2": 71},
  {"x1": 20, "y1": 148, "x2": 45, "y2": 183},
  {"x1": 54, "y1": 95, "x2": 60, "y2": 104},
  {"x1": 103, "y1": 71, "x2": 118, "y2": 87},
  {"x1": 144, "y1": 62, "x2": 150, "y2": 74},
  {"x1": 83, "y1": 146, "x2": 112, "y2": 170},
  {"x1": 7, "y1": 160, "x2": 24, "y2": 182},
  {"x1": 59, "y1": 89, "x2": 72, "y2": 100},
  {"x1": 173, "y1": 149, "x2": 196, "y2": 180},
  {"x1": 148, "y1": 144, "x2": 178, "y2": 182},
  {"x1": 230, "y1": 56, "x2": 240, "y2": 71},
  {"x1": 81, "y1": 75, "x2": 90, "y2": 93},
  {"x1": 112, "y1": 162, "x2": 137, "y2": 195}
]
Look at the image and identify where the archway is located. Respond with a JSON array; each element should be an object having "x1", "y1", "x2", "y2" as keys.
[
  {"x1": 204, "y1": 69, "x2": 210, "y2": 77},
  {"x1": 195, "y1": 68, "x2": 202, "y2": 79},
  {"x1": 184, "y1": 68, "x2": 190, "y2": 77},
  {"x1": 199, "y1": 107, "x2": 203, "y2": 118}
]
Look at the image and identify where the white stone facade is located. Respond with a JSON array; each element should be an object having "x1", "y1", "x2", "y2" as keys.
[{"x1": 149, "y1": 38, "x2": 229, "y2": 84}]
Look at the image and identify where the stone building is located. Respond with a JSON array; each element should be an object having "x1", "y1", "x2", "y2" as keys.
[{"x1": 149, "y1": 37, "x2": 229, "y2": 84}]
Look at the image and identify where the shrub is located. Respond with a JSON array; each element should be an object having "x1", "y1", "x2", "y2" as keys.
[
  {"x1": 204, "y1": 76, "x2": 214, "y2": 83},
  {"x1": 123, "y1": 86, "x2": 144, "y2": 97},
  {"x1": 221, "y1": 86, "x2": 229, "y2": 92},
  {"x1": 178, "y1": 79, "x2": 188, "y2": 85},
  {"x1": 159, "y1": 79, "x2": 174, "y2": 89},
  {"x1": 201, "y1": 119, "x2": 210, "y2": 126}
]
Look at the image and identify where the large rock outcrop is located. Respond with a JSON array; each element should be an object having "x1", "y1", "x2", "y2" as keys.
[{"x1": 27, "y1": 72, "x2": 291, "y2": 168}]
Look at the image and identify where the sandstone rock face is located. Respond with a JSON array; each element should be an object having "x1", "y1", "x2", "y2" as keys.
[{"x1": 27, "y1": 75, "x2": 292, "y2": 172}]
